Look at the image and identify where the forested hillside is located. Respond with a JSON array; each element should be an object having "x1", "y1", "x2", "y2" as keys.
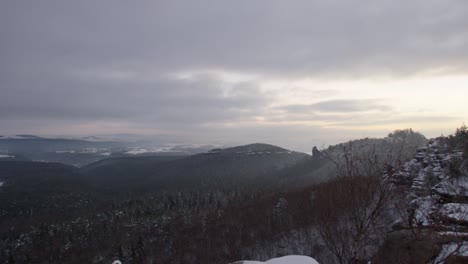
[{"x1": 4, "y1": 129, "x2": 464, "y2": 264}]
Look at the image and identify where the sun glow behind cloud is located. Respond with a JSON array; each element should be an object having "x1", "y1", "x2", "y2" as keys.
[{"x1": 192, "y1": 70, "x2": 468, "y2": 140}]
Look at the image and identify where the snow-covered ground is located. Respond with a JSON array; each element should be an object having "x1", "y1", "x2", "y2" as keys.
[
  {"x1": 434, "y1": 177, "x2": 468, "y2": 198},
  {"x1": 235, "y1": 255, "x2": 319, "y2": 264},
  {"x1": 55, "y1": 149, "x2": 113, "y2": 155},
  {"x1": 440, "y1": 203, "x2": 468, "y2": 223},
  {"x1": 411, "y1": 196, "x2": 434, "y2": 226},
  {"x1": 0, "y1": 154, "x2": 14, "y2": 158}
]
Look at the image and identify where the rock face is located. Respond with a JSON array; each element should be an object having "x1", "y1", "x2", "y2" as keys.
[
  {"x1": 312, "y1": 146, "x2": 322, "y2": 159},
  {"x1": 390, "y1": 137, "x2": 468, "y2": 262},
  {"x1": 394, "y1": 138, "x2": 468, "y2": 225}
]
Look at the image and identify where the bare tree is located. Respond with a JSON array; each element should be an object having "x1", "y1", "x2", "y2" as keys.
[{"x1": 313, "y1": 141, "x2": 401, "y2": 264}]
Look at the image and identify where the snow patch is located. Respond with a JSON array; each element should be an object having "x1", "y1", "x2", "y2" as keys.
[
  {"x1": 125, "y1": 148, "x2": 151, "y2": 155},
  {"x1": 0, "y1": 154, "x2": 13, "y2": 158},
  {"x1": 439, "y1": 203, "x2": 468, "y2": 222},
  {"x1": 125, "y1": 147, "x2": 173, "y2": 155},
  {"x1": 411, "y1": 196, "x2": 434, "y2": 226},
  {"x1": 236, "y1": 255, "x2": 319, "y2": 264},
  {"x1": 433, "y1": 178, "x2": 468, "y2": 198},
  {"x1": 438, "y1": 231, "x2": 468, "y2": 237}
]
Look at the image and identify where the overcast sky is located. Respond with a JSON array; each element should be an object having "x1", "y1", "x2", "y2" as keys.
[{"x1": 1, "y1": 0, "x2": 467, "y2": 152}]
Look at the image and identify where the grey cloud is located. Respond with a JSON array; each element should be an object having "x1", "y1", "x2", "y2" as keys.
[
  {"x1": 0, "y1": 73, "x2": 271, "y2": 126},
  {"x1": 310, "y1": 100, "x2": 392, "y2": 113},
  {"x1": 2, "y1": 0, "x2": 468, "y2": 79},
  {"x1": 280, "y1": 99, "x2": 392, "y2": 114},
  {"x1": 0, "y1": 0, "x2": 466, "y2": 149}
]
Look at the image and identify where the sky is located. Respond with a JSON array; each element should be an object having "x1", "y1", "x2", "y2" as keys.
[{"x1": 1, "y1": 0, "x2": 467, "y2": 152}]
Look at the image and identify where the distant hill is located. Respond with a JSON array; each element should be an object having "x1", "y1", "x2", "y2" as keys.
[
  {"x1": 80, "y1": 143, "x2": 314, "y2": 191},
  {"x1": 0, "y1": 135, "x2": 128, "y2": 153},
  {"x1": 212, "y1": 143, "x2": 292, "y2": 154},
  {"x1": 0, "y1": 135, "x2": 223, "y2": 167}
]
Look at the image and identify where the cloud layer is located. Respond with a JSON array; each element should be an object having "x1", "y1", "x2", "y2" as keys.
[{"x1": 1, "y1": 0, "x2": 467, "y2": 151}]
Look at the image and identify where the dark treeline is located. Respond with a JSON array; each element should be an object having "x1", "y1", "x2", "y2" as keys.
[{"x1": 0, "y1": 163, "x2": 321, "y2": 263}]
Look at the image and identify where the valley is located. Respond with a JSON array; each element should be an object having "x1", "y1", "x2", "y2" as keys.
[{"x1": 2, "y1": 128, "x2": 461, "y2": 263}]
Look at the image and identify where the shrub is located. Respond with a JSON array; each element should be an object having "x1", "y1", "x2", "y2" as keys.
[
  {"x1": 447, "y1": 157, "x2": 463, "y2": 181},
  {"x1": 455, "y1": 124, "x2": 468, "y2": 139},
  {"x1": 447, "y1": 124, "x2": 468, "y2": 154}
]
